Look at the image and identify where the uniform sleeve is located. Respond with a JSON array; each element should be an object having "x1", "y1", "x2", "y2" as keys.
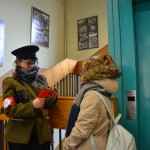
[
  {"x1": 39, "y1": 75, "x2": 57, "y2": 109},
  {"x1": 63, "y1": 91, "x2": 100, "y2": 150},
  {"x1": 44, "y1": 97, "x2": 57, "y2": 109},
  {"x1": 2, "y1": 78, "x2": 36, "y2": 118}
]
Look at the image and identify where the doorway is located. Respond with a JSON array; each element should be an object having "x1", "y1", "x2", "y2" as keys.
[{"x1": 134, "y1": 2, "x2": 150, "y2": 150}]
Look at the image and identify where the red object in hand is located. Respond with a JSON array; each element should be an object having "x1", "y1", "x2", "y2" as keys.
[{"x1": 38, "y1": 89, "x2": 52, "y2": 98}]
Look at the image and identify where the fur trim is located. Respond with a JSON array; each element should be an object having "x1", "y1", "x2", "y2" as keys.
[{"x1": 80, "y1": 64, "x2": 121, "y2": 84}]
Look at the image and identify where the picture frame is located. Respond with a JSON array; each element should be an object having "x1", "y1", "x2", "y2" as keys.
[
  {"x1": 78, "y1": 16, "x2": 99, "y2": 50},
  {"x1": 0, "y1": 20, "x2": 5, "y2": 67},
  {"x1": 31, "y1": 7, "x2": 50, "y2": 48}
]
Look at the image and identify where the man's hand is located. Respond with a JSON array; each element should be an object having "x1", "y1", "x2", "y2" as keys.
[
  {"x1": 33, "y1": 98, "x2": 46, "y2": 108},
  {"x1": 49, "y1": 88, "x2": 59, "y2": 99}
]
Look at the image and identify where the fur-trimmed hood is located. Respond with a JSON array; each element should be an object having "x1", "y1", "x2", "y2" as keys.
[{"x1": 80, "y1": 64, "x2": 121, "y2": 84}]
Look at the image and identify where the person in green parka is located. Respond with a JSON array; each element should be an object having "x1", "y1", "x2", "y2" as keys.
[{"x1": 2, "y1": 45, "x2": 58, "y2": 150}]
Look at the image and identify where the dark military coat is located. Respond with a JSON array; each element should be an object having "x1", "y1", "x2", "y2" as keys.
[{"x1": 2, "y1": 75, "x2": 57, "y2": 144}]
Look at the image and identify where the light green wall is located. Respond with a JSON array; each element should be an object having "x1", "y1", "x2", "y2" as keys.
[
  {"x1": 65, "y1": 0, "x2": 108, "y2": 61},
  {"x1": 0, "y1": 0, "x2": 65, "y2": 76}
]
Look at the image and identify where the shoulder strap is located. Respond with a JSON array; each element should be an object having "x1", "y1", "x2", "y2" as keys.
[
  {"x1": 91, "y1": 90, "x2": 121, "y2": 124},
  {"x1": 90, "y1": 90, "x2": 122, "y2": 150},
  {"x1": 90, "y1": 135, "x2": 98, "y2": 150},
  {"x1": 13, "y1": 76, "x2": 38, "y2": 99},
  {"x1": 21, "y1": 80, "x2": 37, "y2": 99}
]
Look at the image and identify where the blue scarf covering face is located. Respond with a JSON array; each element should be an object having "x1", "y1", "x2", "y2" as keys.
[
  {"x1": 65, "y1": 82, "x2": 112, "y2": 137},
  {"x1": 13, "y1": 66, "x2": 39, "y2": 83}
]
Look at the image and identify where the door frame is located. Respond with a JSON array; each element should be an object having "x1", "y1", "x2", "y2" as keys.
[{"x1": 107, "y1": 0, "x2": 139, "y2": 147}]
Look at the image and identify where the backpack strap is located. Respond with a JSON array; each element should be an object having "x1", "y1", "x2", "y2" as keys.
[
  {"x1": 91, "y1": 90, "x2": 121, "y2": 124},
  {"x1": 89, "y1": 90, "x2": 121, "y2": 150},
  {"x1": 90, "y1": 134, "x2": 98, "y2": 150}
]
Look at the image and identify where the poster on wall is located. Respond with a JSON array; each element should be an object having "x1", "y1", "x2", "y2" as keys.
[
  {"x1": 31, "y1": 7, "x2": 50, "y2": 48},
  {"x1": 0, "y1": 20, "x2": 5, "y2": 67},
  {"x1": 78, "y1": 16, "x2": 99, "y2": 50}
]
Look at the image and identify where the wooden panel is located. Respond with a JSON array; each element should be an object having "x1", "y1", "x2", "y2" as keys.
[
  {"x1": 91, "y1": 44, "x2": 108, "y2": 56},
  {"x1": 0, "y1": 95, "x2": 117, "y2": 126},
  {"x1": 0, "y1": 96, "x2": 3, "y2": 108},
  {"x1": 73, "y1": 45, "x2": 109, "y2": 75},
  {"x1": 0, "y1": 114, "x2": 8, "y2": 121},
  {"x1": 49, "y1": 96, "x2": 117, "y2": 129},
  {"x1": 0, "y1": 96, "x2": 9, "y2": 121},
  {"x1": 49, "y1": 97, "x2": 74, "y2": 129},
  {"x1": 72, "y1": 61, "x2": 83, "y2": 76}
]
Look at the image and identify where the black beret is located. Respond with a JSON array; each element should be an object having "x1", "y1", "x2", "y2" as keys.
[{"x1": 11, "y1": 45, "x2": 39, "y2": 60}]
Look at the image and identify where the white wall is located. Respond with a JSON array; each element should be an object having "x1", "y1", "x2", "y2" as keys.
[
  {"x1": 0, "y1": 0, "x2": 65, "y2": 76},
  {"x1": 0, "y1": 0, "x2": 108, "y2": 75},
  {"x1": 65, "y1": 0, "x2": 108, "y2": 61}
]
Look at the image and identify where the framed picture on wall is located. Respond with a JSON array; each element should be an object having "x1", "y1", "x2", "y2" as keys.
[
  {"x1": 0, "y1": 20, "x2": 5, "y2": 67},
  {"x1": 78, "y1": 16, "x2": 99, "y2": 50},
  {"x1": 31, "y1": 7, "x2": 50, "y2": 48}
]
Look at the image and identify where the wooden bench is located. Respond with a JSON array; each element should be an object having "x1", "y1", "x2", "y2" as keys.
[{"x1": 48, "y1": 96, "x2": 118, "y2": 130}]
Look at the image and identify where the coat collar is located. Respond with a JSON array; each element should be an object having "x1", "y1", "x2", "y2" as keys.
[{"x1": 93, "y1": 79, "x2": 118, "y2": 94}]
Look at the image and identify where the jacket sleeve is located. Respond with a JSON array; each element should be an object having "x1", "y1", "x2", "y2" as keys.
[
  {"x1": 63, "y1": 91, "x2": 100, "y2": 150},
  {"x1": 44, "y1": 97, "x2": 57, "y2": 109},
  {"x1": 2, "y1": 78, "x2": 36, "y2": 118}
]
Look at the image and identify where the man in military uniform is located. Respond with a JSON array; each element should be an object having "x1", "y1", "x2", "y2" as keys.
[{"x1": 2, "y1": 45, "x2": 58, "y2": 150}]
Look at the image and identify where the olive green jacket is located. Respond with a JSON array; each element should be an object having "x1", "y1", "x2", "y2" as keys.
[{"x1": 2, "y1": 75, "x2": 57, "y2": 144}]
